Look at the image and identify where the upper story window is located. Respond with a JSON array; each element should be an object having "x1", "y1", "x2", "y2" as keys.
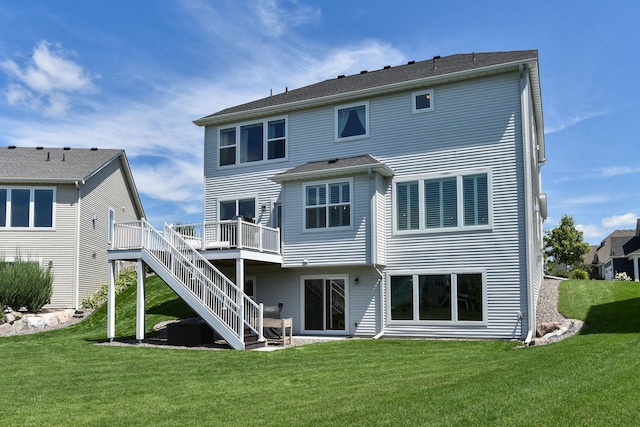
[
  {"x1": 395, "y1": 171, "x2": 490, "y2": 233},
  {"x1": 304, "y1": 180, "x2": 352, "y2": 230},
  {"x1": 218, "y1": 117, "x2": 287, "y2": 167},
  {"x1": 335, "y1": 102, "x2": 369, "y2": 141},
  {"x1": 0, "y1": 187, "x2": 55, "y2": 229},
  {"x1": 412, "y1": 89, "x2": 434, "y2": 113}
]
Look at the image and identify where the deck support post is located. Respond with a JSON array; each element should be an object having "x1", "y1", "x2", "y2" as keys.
[
  {"x1": 107, "y1": 260, "x2": 116, "y2": 341},
  {"x1": 236, "y1": 258, "x2": 245, "y2": 341},
  {"x1": 633, "y1": 257, "x2": 639, "y2": 282},
  {"x1": 136, "y1": 259, "x2": 146, "y2": 342}
]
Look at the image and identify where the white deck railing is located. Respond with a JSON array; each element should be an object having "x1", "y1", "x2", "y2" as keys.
[
  {"x1": 174, "y1": 219, "x2": 280, "y2": 254},
  {"x1": 111, "y1": 219, "x2": 264, "y2": 344}
]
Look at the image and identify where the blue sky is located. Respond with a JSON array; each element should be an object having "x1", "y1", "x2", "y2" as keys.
[{"x1": 0, "y1": 1, "x2": 637, "y2": 244}]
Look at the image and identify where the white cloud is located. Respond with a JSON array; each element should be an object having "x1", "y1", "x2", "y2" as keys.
[
  {"x1": 601, "y1": 213, "x2": 638, "y2": 228},
  {"x1": 1, "y1": 40, "x2": 94, "y2": 117},
  {"x1": 576, "y1": 223, "x2": 603, "y2": 239},
  {"x1": 566, "y1": 195, "x2": 610, "y2": 205},
  {"x1": 544, "y1": 111, "x2": 606, "y2": 134},
  {"x1": 255, "y1": 0, "x2": 321, "y2": 37},
  {"x1": 601, "y1": 166, "x2": 640, "y2": 177}
]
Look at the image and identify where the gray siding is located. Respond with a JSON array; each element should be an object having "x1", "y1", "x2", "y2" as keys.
[
  {"x1": 0, "y1": 184, "x2": 77, "y2": 308},
  {"x1": 203, "y1": 71, "x2": 540, "y2": 339},
  {"x1": 78, "y1": 157, "x2": 140, "y2": 306}
]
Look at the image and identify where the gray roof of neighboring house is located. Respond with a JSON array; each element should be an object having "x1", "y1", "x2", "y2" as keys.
[
  {"x1": 0, "y1": 146, "x2": 123, "y2": 182},
  {"x1": 594, "y1": 229, "x2": 638, "y2": 264},
  {"x1": 0, "y1": 146, "x2": 144, "y2": 217},
  {"x1": 195, "y1": 50, "x2": 538, "y2": 125},
  {"x1": 584, "y1": 245, "x2": 599, "y2": 265},
  {"x1": 271, "y1": 154, "x2": 395, "y2": 182}
]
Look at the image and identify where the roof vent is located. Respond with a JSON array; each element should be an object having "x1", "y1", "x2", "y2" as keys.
[
  {"x1": 63, "y1": 147, "x2": 71, "y2": 150},
  {"x1": 472, "y1": 52, "x2": 476, "y2": 61},
  {"x1": 36, "y1": 146, "x2": 43, "y2": 150},
  {"x1": 328, "y1": 158, "x2": 339, "y2": 164},
  {"x1": 46, "y1": 152, "x2": 50, "y2": 161},
  {"x1": 407, "y1": 60, "x2": 415, "y2": 65},
  {"x1": 8, "y1": 145, "x2": 16, "y2": 149},
  {"x1": 360, "y1": 70, "x2": 367, "y2": 74},
  {"x1": 62, "y1": 153, "x2": 65, "y2": 162},
  {"x1": 383, "y1": 65, "x2": 391, "y2": 69},
  {"x1": 432, "y1": 55, "x2": 441, "y2": 69},
  {"x1": 337, "y1": 75, "x2": 345, "y2": 79},
  {"x1": 91, "y1": 147, "x2": 98, "y2": 151}
]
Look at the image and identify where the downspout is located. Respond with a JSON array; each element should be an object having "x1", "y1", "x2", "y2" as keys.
[
  {"x1": 372, "y1": 264, "x2": 385, "y2": 339},
  {"x1": 519, "y1": 64, "x2": 537, "y2": 344},
  {"x1": 73, "y1": 180, "x2": 85, "y2": 309}
]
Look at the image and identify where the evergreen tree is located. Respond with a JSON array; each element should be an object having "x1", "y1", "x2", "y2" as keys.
[{"x1": 544, "y1": 214, "x2": 590, "y2": 273}]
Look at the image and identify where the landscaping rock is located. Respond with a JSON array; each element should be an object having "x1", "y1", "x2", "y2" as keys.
[
  {"x1": 536, "y1": 321, "x2": 561, "y2": 337},
  {"x1": 0, "y1": 323, "x2": 12, "y2": 335},
  {"x1": 5, "y1": 312, "x2": 16, "y2": 324},
  {"x1": 26, "y1": 316, "x2": 45, "y2": 329},
  {"x1": 41, "y1": 312, "x2": 59, "y2": 328}
]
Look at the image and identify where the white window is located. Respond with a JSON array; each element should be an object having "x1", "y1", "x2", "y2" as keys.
[
  {"x1": 218, "y1": 117, "x2": 287, "y2": 167},
  {"x1": 304, "y1": 180, "x2": 352, "y2": 230},
  {"x1": 388, "y1": 271, "x2": 485, "y2": 324},
  {"x1": 0, "y1": 187, "x2": 55, "y2": 229},
  {"x1": 335, "y1": 102, "x2": 369, "y2": 141},
  {"x1": 394, "y1": 171, "x2": 491, "y2": 233},
  {"x1": 108, "y1": 208, "x2": 115, "y2": 244},
  {"x1": 412, "y1": 89, "x2": 434, "y2": 113},
  {"x1": 218, "y1": 197, "x2": 256, "y2": 221}
]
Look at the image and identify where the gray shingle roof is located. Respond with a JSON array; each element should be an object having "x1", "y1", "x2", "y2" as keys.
[
  {"x1": 196, "y1": 50, "x2": 538, "y2": 123},
  {"x1": 0, "y1": 146, "x2": 123, "y2": 182},
  {"x1": 271, "y1": 154, "x2": 394, "y2": 182}
]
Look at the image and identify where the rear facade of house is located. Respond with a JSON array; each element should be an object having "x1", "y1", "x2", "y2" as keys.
[{"x1": 194, "y1": 50, "x2": 547, "y2": 341}]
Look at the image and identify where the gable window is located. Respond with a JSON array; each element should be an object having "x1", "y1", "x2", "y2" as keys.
[
  {"x1": 304, "y1": 180, "x2": 352, "y2": 230},
  {"x1": 0, "y1": 187, "x2": 55, "y2": 229},
  {"x1": 218, "y1": 117, "x2": 287, "y2": 167},
  {"x1": 219, "y1": 197, "x2": 256, "y2": 221},
  {"x1": 412, "y1": 89, "x2": 434, "y2": 113},
  {"x1": 389, "y1": 272, "x2": 485, "y2": 323},
  {"x1": 395, "y1": 171, "x2": 491, "y2": 233},
  {"x1": 335, "y1": 102, "x2": 368, "y2": 141}
]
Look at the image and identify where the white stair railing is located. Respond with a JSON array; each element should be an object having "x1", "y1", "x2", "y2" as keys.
[{"x1": 112, "y1": 220, "x2": 264, "y2": 343}]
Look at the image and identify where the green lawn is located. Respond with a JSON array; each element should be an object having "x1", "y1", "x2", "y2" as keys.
[{"x1": 2, "y1": 277, "x2": 640, "y2": 426}]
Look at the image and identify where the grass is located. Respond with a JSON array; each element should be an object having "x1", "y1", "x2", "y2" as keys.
[{"x1": 2, "y1": 277, "x2": 640, "y2": 426}]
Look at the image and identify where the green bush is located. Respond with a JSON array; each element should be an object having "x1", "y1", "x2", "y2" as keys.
[
  {"x1": 81, "y1": 268, "x2": 137, "y2": 309},
  {"x1": 569, "y1": 269, "x2": 589, "y2": 280},
  {"x1": 0, "y1": 257, "x2": 53, "y2": 312}
]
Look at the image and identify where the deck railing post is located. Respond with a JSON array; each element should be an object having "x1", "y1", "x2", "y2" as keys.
[
  {"x1": 258, "y1": 303, "x2": 264, "y2": 341},
  {"x1": 237, "y1": 217, "x2": 243, "y2": 248},
  {"x1": 259, "y1": 225, "x2": 264, "y2": 252}
]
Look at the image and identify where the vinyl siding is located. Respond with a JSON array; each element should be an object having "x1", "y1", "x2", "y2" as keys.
[
  {"x1": 203, "y1": 70, "x2": 539, "y2": 339},
  {"x1": 78, "y1": 158, "x2": 141, "y2": 306},
  {"x1": 0, "y1": 184, "x2": 77, "y2": 308}
]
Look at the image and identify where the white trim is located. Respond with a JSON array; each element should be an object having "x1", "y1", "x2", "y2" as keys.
[
  {"x1": 302, "y1": 177, "x2": 354, "y2": 232},
  {"x1": 217, "y1": 115, "x2": 289, "y2": 168},
  {"x1": 385, "y1": 269, "x2": 488, "y2": 326},
  {"x1": 392, "y1": 169, "x2": 493, "y2": 235},
  {"x1": 411, "y1": 88, "x2": 434, "y2": 113},
  {"x1": 300, "y1": 274, "x2": 350, "y2": 335},
  {"x1": 108, "y1": 207, "x2": 115, "y2": 244},
  {"x1": 334, "y1": 101, "x2": 369, "y2": 142}
]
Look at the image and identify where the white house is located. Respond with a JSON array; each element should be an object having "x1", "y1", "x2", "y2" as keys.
[
  {"x1": 0, "y1": 147, "x2": 144, "y2": 309},
  {"x1": 109, "y1": 50, "x2": 546, "y2": 349}
]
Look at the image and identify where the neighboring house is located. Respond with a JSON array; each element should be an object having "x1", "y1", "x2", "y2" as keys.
[
  {"x1": 109, "y1": 50, "x2": 546, "y2": 348},
  {"x1": 0, "y1": 146, "x2": 144, "y2": 309},
  {"x1": 588, "y1": 221, "x2": 640, "y2": 281}
]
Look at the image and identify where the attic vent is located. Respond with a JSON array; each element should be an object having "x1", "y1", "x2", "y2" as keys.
[
  {"x1": 63, "y1": 147, "x2": 71, "y2": 150},
  {"x1": 328, "y1": 158, "x2": 339, "y2": 164},
  {"x1": 8, "y1": 145, "x2": 16, "y2": 149},
  {"x1": 360, "y1": 70, "x2": 367, "y2": 74},
  {"x1": 36, "y1": 146, "x2": 43, "y2": 150},
  {"x1": 46, "y1": 152, "x2": 50, "y2": 161},
  {"x1": 432, "y1": 55, "x2": 441, "y2": 69},
  {"x1": 407, "y1": 60, "x2": 415, "y2": 65},
  {"x1": 91, "y1": 147, "x2": 98, "y2": 151},
  {"x1": 337, "y1": 75, "x2": 345, "y2": 79},
  {"x1": 472, "y1": 52, "x2": 476, "y2": 61},
  {"x1": 383, "y1": 65, "x2": 391, "y2": 69}
]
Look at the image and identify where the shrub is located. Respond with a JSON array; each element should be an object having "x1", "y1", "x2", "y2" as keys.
[
  {"x1": 81, "y1": 268, "x2": 137, "y2": 309},
  {"x1": 0, "y1": 257, "x2": 53, "y2": 312},
  {"x1": 569, "y1": 269, "x2": 589, "y2": 280},
  {"x1": 614, "y1": 271, "x2": 632, "y2": 282}
]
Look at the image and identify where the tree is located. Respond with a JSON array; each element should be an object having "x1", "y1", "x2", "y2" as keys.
[{"x1": 544, "y1": 214, "x2": 590, "y2": 274}]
